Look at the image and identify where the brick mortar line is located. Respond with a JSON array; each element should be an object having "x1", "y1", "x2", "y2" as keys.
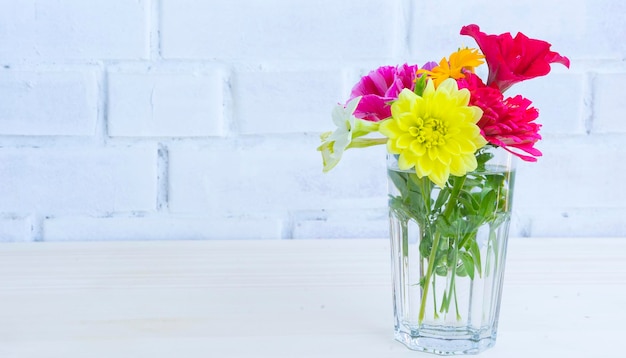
[
  {"x1": 97, "y1": 65, "x2": 109, "y2": 145},
  {"x1": 584, "y1": 72, "x2": 596, "y2": 134},
  {"x1": 150, "y1": 0, "x2": 162, "y2": 60},
  {"x1": 157, "y1": 143, "x2": 170, "y2": 212},
  {"x1": 30, "y1": 214, "x2": 44, "y2": 242}
]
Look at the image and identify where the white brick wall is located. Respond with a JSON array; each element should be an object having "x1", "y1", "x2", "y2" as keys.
[
  {"x1": 160, "y1": 0, "x2": 402, "y2": 60},
  {"x1": 0, "y1": 0, "x2": 149, "y2": 61},
  {"x1": 0, "y1": 69, "x2": 98, "y2": 135},
  {"x1": 167, "y1": 139, "x2": 387, "y2": 216},
  {"x1": 593, "y1": 71, "x2": 626, "y2": 133},
  {"x1": 0, "y1": 0, "x2": 624, "y2": 241},
  {"x1": 108, "y1": 67, "x2": 225, "y2": 137},
  {"x1": 232, "y1": 69, "x2": 344, "y2": 134},
  {"x1": 0, "y1": 146, "x2": 157, "y2": 215},
  {"x1": 0, "y1": 216, "x2": 30, "y2": 242}
]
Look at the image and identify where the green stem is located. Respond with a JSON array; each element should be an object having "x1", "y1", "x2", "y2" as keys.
[
  {"x1": 488, "y1": 226, "x2": 499, "y2": 273},
  {"x1": 458, "y1": 232, "x2": 473, "y2": 251},
  {"x1": 419, "y1": 177, "x2": 432, "y2": 218},
  {"x1": 418, "y1": 231, "x2": 441, "y2": 324},
  {"x1": 443, "y1": 176, "x2": 467, "y2": 219},
  {"x1": 346, "y1": 137, "x2": 387, "y2": 149},
  {"x1": 454, "y1": 280, "x2": 461, "y2": 321},
  {"x1": 442, "y1": 238, "x2": 458, "y2": 315},
  {"x1": 417, "y1": 176, "x2": 467, "y2": 324},
  {"x1": 401, "y1": 219, "x2": 409, "y2": 259},
  {"x1": 432, "y1": 276, "x2": 439, "y2": 319}
]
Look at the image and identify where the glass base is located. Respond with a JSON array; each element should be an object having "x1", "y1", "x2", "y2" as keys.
[{"x1": 394, "y1": 325, "x2": 496, "y2": 355}]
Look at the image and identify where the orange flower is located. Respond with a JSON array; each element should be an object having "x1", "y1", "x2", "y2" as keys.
[{"x1": 417, "y1": 48, "x2": 484, "y2": 87}]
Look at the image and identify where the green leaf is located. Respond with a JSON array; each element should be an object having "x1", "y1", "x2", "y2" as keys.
[
  {"x1": 419, "y1": 232, "x2": 433, "y2": 259},
  {"x1": 446, "y1": 243, "x2": 455, "y2": 264},
  {"x1": 486, "y1": 173, "x2": 505, "y2": 188},
  {"x1": 475, "y1": 148, "x2": 495, "y2": 172},
  {"x1": 456, "y1": 263, "x2": 468, "y2": 277},
  {"x1": 435, "y1": 265, "x2": 448, "y2": 277},
  {"x1": 407, "y1": 191, "x2": 425, "y2": 213},
  {"x1": 419, "y1": 276, "x2": 426, "y2": 288},
  {"x1": 433, "y1": 187, "x2": 451, "y2": 213},
  {"x1": 468, "y1": 239, "x2": 483, "y2": 278},
  {"x1": 478, "y1": 189, "x2": 497, "y2": 219},
  {"x1": 440, "y1": 290, "x2": 450, "y2": 314},
  {"x1": 408, "y1": 172, "x2": 424, "y2": 187},
  {"x1": 414, "y1": 75, "x2": 427, "y2": 97},
  {"x1": 388, "y1": 196, "x2": 410, "y2": 223},
  {"x1": 457, "y1": 194, "x2": 478, "y2": 215},
  {"x1": 460, "y1": 251, "x2": 475, "y2": 280},
  {"x1": 388, "y1": 170, "x2": 408, "y2": 196},
  {"x1": 463, "y1": 176, "x2": 483, "y2": 188}
]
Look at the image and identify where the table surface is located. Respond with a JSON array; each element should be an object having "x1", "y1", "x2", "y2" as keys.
[{"x1": 0, "y1": 237, "x2": 625, "y2": 358}]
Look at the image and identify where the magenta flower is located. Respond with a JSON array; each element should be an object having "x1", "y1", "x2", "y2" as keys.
[
  {"x1": 348, "y1": 64, "x2": 419, "y2": 122},
  {"x1": 461, "y1": 73, "x2": 542, "y2": 161},
  {"x1": 483, "y1": 95, "x2": 542, "y2": 162},
  {"x1": 460, "y1": 24, "x2": 570, "y2": 92}
]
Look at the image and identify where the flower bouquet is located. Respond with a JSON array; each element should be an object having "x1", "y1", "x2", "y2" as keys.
[{"x1": 318, "y1": 24, "x2": 569, "y2": 355}]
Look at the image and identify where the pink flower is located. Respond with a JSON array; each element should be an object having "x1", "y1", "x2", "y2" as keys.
[
  {"x1": 460, "y1": 24, "x2": 570, "y2": 92},
  {"x1": 349, "y1": 64, "x2": 419, "y2": 122},
  {"x1": 461, "y1": 73, "x2": 542, "y2": 162}
]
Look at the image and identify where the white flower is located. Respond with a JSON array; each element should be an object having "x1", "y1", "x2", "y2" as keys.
[{"x1": 317, "y1": 97, "x2": 385, "y2": 172}]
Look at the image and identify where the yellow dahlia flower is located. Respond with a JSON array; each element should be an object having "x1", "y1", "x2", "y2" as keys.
[{"x1": 379, "y1": 79, "x2": 487, "y2": 187}]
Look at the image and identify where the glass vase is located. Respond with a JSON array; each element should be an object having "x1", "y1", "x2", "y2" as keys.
[{"x1": 387, "y1": 146, "x2": 516, "y2": 355}]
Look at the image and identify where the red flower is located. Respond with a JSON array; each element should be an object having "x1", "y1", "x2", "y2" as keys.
[
  {"x1": 460, "y1": 73, "x2": 542, "y2": 162},
  {"x1": 460, "y1": 24, "x2": 570, "y2": 92}
]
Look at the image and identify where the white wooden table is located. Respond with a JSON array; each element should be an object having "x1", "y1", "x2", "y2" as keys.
[{"x1": 1, "y1": 238, "x2": 625, "y2": 358}]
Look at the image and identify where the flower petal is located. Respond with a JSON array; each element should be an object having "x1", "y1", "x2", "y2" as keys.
[{"x1": 461, "y1": 24, "x2": 570, "y2": 92}]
